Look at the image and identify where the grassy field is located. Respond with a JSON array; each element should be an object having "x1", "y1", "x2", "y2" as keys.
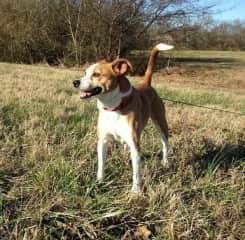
[{"x1": 0, "y1": 51, "x2": 245, "y2": 239}]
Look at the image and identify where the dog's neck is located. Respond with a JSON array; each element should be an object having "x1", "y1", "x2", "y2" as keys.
[{"x1": 97, "y1": 82, "x2": 133, "y2": 110}]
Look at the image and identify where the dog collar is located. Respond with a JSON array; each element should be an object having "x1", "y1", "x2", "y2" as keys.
[
  {"x1": 103, "y1": 85, "x2": 133, "y2": 111},
  {"x1": 104, "y1": 94, "x2": 133, "y2": 111}
]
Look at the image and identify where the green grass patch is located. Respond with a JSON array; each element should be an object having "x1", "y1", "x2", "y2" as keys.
[{"x1": 0, "y1": 58, "x2": 244, "y2": 239}]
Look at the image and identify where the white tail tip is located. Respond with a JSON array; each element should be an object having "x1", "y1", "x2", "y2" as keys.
[{"x1": 156, "y1": 43, "x2": 174, "y2": 51}]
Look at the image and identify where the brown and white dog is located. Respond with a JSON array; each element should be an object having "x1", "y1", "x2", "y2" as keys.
[{"x1": 73, "y1": 43, "x2": 174, "y2": 192}]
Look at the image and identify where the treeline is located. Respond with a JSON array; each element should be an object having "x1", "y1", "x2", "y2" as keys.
[
  {"x1": 0, "y1": 0, "x2": 244, "y2": 65},
  {"x1": 172, "y1": 19, "x2": 245, "y2": 50}
]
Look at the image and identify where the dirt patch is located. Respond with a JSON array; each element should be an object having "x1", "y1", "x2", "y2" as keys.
[{"x1": 0, "y1": 168, "x2": 26, "y2": 194}]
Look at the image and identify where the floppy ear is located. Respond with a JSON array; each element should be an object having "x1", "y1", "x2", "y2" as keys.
[{"x1": 111, "y1": 58, "x2": 133, "y2": 76}]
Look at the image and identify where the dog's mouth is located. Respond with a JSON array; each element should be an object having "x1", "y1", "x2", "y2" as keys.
[{"x1": 80, "y1": 87, "x2": 102, "y2": 99}]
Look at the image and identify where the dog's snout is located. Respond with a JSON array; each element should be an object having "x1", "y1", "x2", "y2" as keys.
[{"x1": 73, "y1": 80, "x2": 80, "y2": 88}]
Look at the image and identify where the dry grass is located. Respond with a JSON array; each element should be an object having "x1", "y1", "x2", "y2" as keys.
[
  {"x1": 0, "y1": 51, "x2": 245, "y2": 240},
  {"x1": 155, "y1": 66, "x2": 245, "y2": 89}
]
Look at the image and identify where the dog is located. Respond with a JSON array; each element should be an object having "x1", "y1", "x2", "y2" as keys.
[{"x1": 73, "y1": 43, "x2": 174, "y2": 192}]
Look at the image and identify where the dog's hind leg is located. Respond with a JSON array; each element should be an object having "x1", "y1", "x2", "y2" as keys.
[
  {"x1": 150, "y1": 100, "x2": 169, "y2": 167},
  {"x1": 156, "y1": 125, "x2": 168, "y2": 167}
]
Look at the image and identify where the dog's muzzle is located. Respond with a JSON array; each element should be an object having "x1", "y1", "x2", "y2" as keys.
[
  {"x1": 79, "y1": 87, "x2": 102, "y2": 99},
  {"x1": 73, "y1": 79, "x2": 103, "y2": 99}
]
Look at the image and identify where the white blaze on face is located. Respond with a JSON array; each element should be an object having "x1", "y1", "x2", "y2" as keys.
[{"x1": 80, "y1": 63, "x2": 98, "y2": 90}]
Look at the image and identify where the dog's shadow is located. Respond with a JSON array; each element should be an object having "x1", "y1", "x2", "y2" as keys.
[
  {"x1": 0, "y1": 168, "x2": 26, "y2": 194},
  {"x1": 141, "y1": 139, "x2": 245, "y2": 185},
  {"x1": 191, "y1": 142, "x2": 245, "y2": 178}
]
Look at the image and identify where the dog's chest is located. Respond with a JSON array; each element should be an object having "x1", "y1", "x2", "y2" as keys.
[{"x1": 98, "y1": 110, "x2": 131, "y2": 143}]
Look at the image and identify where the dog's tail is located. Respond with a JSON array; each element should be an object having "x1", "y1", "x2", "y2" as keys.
[{"x1": 143, "y1": 43, "x2": 174, "y2": 87}]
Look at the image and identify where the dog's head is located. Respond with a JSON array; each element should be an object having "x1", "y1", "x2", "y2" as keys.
[{"x1": 73, "y1": 59, "x2": 133, "y2": 99}]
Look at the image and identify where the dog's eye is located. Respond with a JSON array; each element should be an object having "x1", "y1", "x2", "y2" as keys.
[{"x1": 92, "y1": 72, "x2": 101, "y2": 78}]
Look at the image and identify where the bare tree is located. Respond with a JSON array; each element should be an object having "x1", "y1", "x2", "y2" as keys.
[{"x1": 1, "y1": 0, "x2": 227, "y2": 65}]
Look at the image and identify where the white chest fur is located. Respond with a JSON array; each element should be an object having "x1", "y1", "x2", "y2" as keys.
[
  {"x1": 98, "y1": 109, "x2": 132, "y2": 144},
  {"x1": 96, "y1": 83, "x2": 133, "y2": 144}
]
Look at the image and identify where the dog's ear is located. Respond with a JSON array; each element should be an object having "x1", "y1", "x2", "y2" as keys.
[{"x1": 111, "y1": 58, "x2": 133, "y2": 76}]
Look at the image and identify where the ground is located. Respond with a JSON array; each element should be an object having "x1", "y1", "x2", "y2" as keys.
[{"x1": 0, "y1": 51, "x2": 245, "y2": 239}]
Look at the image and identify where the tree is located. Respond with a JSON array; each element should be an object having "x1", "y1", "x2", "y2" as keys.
[{"x1": 0, "y1": 0, "x2": 217, "y2": 65}]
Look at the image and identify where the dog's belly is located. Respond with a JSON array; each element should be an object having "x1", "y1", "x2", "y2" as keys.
[{"x1": 98, "y1": 110, "x2": 131, "y2": 144}]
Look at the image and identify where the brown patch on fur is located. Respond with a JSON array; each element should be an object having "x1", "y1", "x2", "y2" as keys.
[
  {"x1": 122, "y1": 86, "x2": 168, "y2": 149},
  {"x1": 91, "y1": 61, "x2": 132, "y2": 94},
  {"x1": 92, "y1": 62, "x2": 118, "y2": 93},
  {"x1": 119, "y1": 77, "x2": 131, "y2": 93}
]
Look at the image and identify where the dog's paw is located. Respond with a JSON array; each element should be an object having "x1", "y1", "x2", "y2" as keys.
[
  {"x1": 96, "y1": 174, "x2": 104, "y2": 182},
  {"x1": 131, "y1": 185, "x2": 141, "y2": 193},
  {"x1": 161, "y1": 157, "x2": 169, "y2": 168}
]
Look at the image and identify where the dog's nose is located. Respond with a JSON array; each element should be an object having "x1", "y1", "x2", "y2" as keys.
[{"x1": 73, "y1": 80, "x2": 80, "y2": 88}]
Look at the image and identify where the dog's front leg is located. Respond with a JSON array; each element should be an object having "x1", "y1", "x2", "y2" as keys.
[
  {"x1": 97, "y1": 138, "x2": 107, "y2": 181},
  {"x1": 129, "y1": 143, "x2": 141, "y2": 193}
]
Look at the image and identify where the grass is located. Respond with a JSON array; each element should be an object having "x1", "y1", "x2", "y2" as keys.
[{"x1": 0, "y1": 50, "x2": 245, "y2": 239}]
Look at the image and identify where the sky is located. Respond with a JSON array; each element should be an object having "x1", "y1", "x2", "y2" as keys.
[{"x1": 207, "y1": 0, "x2": 245, "y2": 21}]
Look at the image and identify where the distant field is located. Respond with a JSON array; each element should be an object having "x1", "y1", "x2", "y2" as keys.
[
  {"x1": 132, "y1": 50, "x2": 245, "y2": 74},
  {"x1": 0, "y1": 51, "x2": 245, "y2": 239},
  {"x1": 172, "y1": 50, "x2": 245, "y2": 67},
  {"x1": 133, "y1": 49, "x2": 245, "y2": 64},
  {"x1": 173, "y1": 50, "x2": 245, "y2": 60}
]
